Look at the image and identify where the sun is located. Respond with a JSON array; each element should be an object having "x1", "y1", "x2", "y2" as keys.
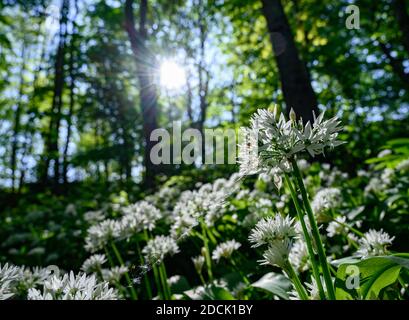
[{"x1": 159, "y1": 59, "x2": 186, "y2": 91}]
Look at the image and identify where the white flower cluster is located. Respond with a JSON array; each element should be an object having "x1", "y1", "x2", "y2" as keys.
[
  {"x1": 171, "y1": 175, "x2": 240, "y2": 237},
  {"x1": 289, "y1": 240, "x2": 309, "y2": 273},
  {"x1": 85, "y1": 219, "x2": 121, "y2": 252},
  {"x1": 142, "y1": 235, "x2": 179, "y2": 264},
  {"x1": 27, "y1": 272, "x2": 119, "y2": 300},
  {"x1": 101, "y1": 266, "x2": 129, "y2": 284},
  {"x1": 146, "y1": 185, "x2": 182, "y2": 217},
  {"x1": 356, "y1": 229, "x2": 395, "y2": 258},
  {"x1": 396, "y1": 158, "x2": 409, "y2": 171},
  {"x1": 238, "y1": 107, "x2": 343, "y2": 177},
  {"x1": 0, "y1": 264, "x2": 53, "y2": 300},
  {"x1": 290, "y1": 276, "x2": 327, "y2": 300},
  {"x1": 212, "y1": 240, "x2": 241, "y2": 263},
  {"x1": 242, "y1": 197, "x2": 274, "y2": 227},
  {"x1": 0, "y1": 264, "x2": 21, "y2": 300},
  {"x1": 249, "y1": 214, "x2": 298, "y2": 269},
  {"x1": 364, "y1": 168, "x2": 395, "y2": 195},
  {"x1": 84, "y1": 201, "x2": 162, "y2": 252},
  {"x1": 81, "y1": 254, "x2": 107, "y2": 273},
  {"x1": 84, "y1": 210, "x2": 106, "y2": 225},
  {"x1": 119, "y1": 201, "x2": 162, "y2": 238},
  {"x1": 326, "y1": 216, "x2": 348, "y2": 238},
  {"x1": 192, "y1": 256, "x2": 205, "y2": 273},
  {"x1": 318, "y1": 163, "x2": 349, "y2": 187},
  {"x1": 0, "y1": 264, "x2": 118, "y2": 300},
  {"x1": 249, "y1": 215, "x2": 297, "y2": 248},
  {"x1": 311, "y1": 188, "x2": 342, "y2": 222}
]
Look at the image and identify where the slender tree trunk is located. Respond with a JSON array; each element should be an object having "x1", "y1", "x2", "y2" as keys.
[
  {"x1": 124, "y1": 0, "x2": 161, "y2": 187},
  {"x1": 393, "y1": 0, "x2": 409, "y2": 56},
  {"x1": 186, "y1": 71, "x2": 194, "y2": 123},
  {"x1": 261, "y1": 0, "x2": 318, "y2": 123},
  {"x1": 196, "y1": 0, "x2": 210, "y2": 160},
  {"x1": 41, "y1": 0, "x2": 69, "y2": 186},
  {"x1": 63, "y1": 3, "x2": 78, "y2": 185},
  {"x1": 379, "y1": 42, "x2": 409, "y2": 90},
  {"x1": 10, "y1": 40, "x2": 27, "y2": 193}
]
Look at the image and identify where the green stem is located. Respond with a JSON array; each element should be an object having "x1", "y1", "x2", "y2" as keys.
[
  {"x1": 329, "y1": 214, "x2": 364, "y2": 237},
  {"x1": 160, "y1": 263, "x2": 172, "y2": 299},
  {"x1": 398, "y1": 276, "x2": 407, "y2": 298},
  {"x1": 198, "y1": 272, "x2": 206, "y2": 286},
  {"x1": 291, "y1": 158, "x2": 336, "y2": 300},
  {"x1": 284, "y1": 173, "x2": 326, "y2": 300},
  {"x1": 231, "y1": 259, "x2": 250, "y2": 285},
  {"x1": 104, "y1": 246, "x2": 128, "y2": 298},
  {"x1": 152, "y1": 263, "x2": 164, "y2": 299},
  {"x1": 110, "y1": 241, "x2": 138, "y2": 300},
  {"x1": 200, "y1": 220, "x2": 213, "y2": 281},
  {"x1": 285, "y1": 263, "x2": 309, "y2": 300},
  {"x1": 136, "y1": 240, "x2": 152, "y2": 299}
]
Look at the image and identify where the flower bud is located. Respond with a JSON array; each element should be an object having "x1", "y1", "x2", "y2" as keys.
[{"x1": 289, "y1": 108, "x2": 297, "y2": 122}]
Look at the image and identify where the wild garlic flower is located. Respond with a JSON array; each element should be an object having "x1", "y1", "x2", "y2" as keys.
[
  {"x1": 85, "y1": 219, "x2": 121, "y2": 252},
  {"x1": 238, "y1": 107, "x2": 343, "y2": 177},
  {"x1": 242, "y1": 197, "x2": 274, "y2": 227},
  {"x1": 356, "y1": 229, "x2": 395, "y2": 258},
  {"x1": 192, "y1": 256, "x2": 205, "y2": 273},
  {"x1": 326, "y1": 216, "x2": 348, "y2": 238},
  {"x1": 0, "y1": 263, "x2": 21, "y2": 300},
  {"x1": 81, "y1": 254, "x2": 107, "y2": 274},
  {"x1": 364, "y1": 177, "x2": 383, "y2": 194},
  {"x1": 248, "y1": 215, "x2": 297, "y2": 248},
  {"x1": 211, "y1": 240, "x2": 241, "y2": 263},
  {"x1": 238, "y1": 127, "x2": 262, "y2": 176},
  {"x1": 119, "y1": 201, "x2": 162, "y2": 239},
  {"x1": 84, "y1": 210, "x2": 106, "y2": 225},
  {"x1": 258, "y1": 238, "x2": 292, "y2": 269},
  {"x1": 365, "y1": 169, "x2": 394, "y2": 195},
  {"x1": 297, "y1": 159, "x2": 310, "y2": 171},
  {"x1": 396, "y1": 158, "x2": 409, "y2": 172},
  {"x1": 27, "y1": 272, "x2": 119, "y2": 300},
  {"x1": 311, "y1": 188, "x2": 342, "y2": 222},
  {"x1": 290, "y1": 276, "x2": 327, "y2": 300},
  {"x1": 289, "y1": 240, "x2": 309, "y2": 272},
  {"x1": 319, "y1": 165, "x2": 348, "y2": 187},
  {"x1": 171, "y1": 176, "x2": 239, "y2": 236},
  {"x1": 146, "y1": 185, "x2": 181, "y2": 215},
  {"x1": 142, "y1": 235, "x2": 179, "y2": 264},
  {"x1": 377, "y1": 149, "x2": 392, "y2": 158},
  {"x1": 101, "y1": 266, "x2": 128, "y2": 284}
]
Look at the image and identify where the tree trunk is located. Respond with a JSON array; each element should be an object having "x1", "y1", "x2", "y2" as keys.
[
  {"x1": 261, "y1": 0, "x2": 318, "y2": 123},
  {"x1": 41, "y1": 0, "x2": 69, "y2": 186},
  {"x1": 379, "y1": 42, "x2": 409, "y2": 90},
  {"x1": 393, "y1": 0, "x2": 409, "y2": 56},
  {"x1": 10, "y1": 40, "x2": 27, "y2": 193},
  {"x1": 124, "y1": 0, "x2": 161, "y2": 187},
  {"x1": 63, "y1": 2, "x2": 78, "y2": 185}
]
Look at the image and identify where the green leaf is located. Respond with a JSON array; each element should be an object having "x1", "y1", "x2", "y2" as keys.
[
  {"x1": 331, "y1": 256, "x2": 360, "y2": 267},
  {"x1": 361, "y1": 265, "x2": 401, "y2": 299},
  {"x1": 335, "y1": 254, "x2": 409, "y2": 300},
  {"x1": 183, "y1": 284, "x2": 236, "y2": 300},
  {"x1": 251, "y1": 272, "x2": 292, "y2": 300},
  {"x1": 169, "y1": 275, "x2": 191, "y2": 294}
]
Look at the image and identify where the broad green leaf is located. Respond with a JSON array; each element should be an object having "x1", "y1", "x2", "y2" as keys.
[
  {"x1": 183, "y1": 284, "x2": 236, "y2": 300},
  {"x1": 169, "y1": 275, "x2": 191, "y2": 294},
  {"x1": 251, "y1": 272, "x2": 292, "y2": 300},
  {"x1": 335, "y1": 254, "x2": 409, "y2": 300}
]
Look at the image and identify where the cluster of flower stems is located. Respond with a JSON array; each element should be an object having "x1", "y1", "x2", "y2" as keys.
[
  {"x1": 100, "y1": 161, "x2": 340, "y2": 300},
  {"x1": 100, "y1": 229, "x2": 172, "y2": 300},
  {"x1": 284, "y1": 158, "x2": 335, "y2": 300}
]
